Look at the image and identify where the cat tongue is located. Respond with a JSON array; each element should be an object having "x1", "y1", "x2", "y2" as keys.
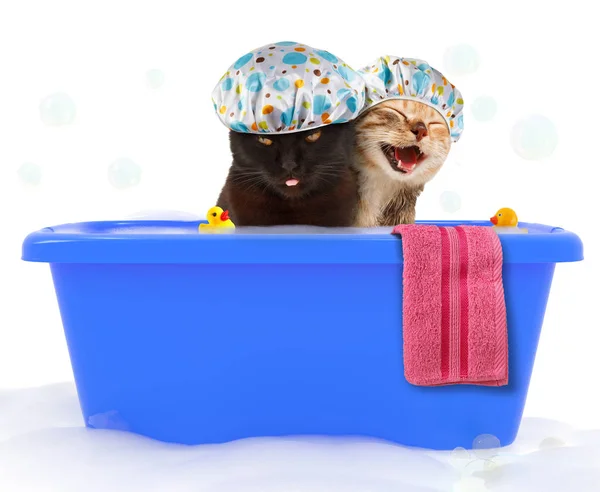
[
  {"x1": 286, "y1": 178, "x2": 299, "y2": 187},
  {"x1": 395, "y1": 146, "x2": 418, "y2": 172}
]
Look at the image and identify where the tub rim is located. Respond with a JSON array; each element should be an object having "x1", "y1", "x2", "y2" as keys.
[{"x1": 21, "y1": 220, "x2": 583, "y2": 265}]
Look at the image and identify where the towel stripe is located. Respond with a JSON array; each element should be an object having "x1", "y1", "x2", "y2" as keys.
[
  {"x1": 491, "y1": 229, "x2": 508, "y2": 383},
  {"x1": 440, "y1": 226, "x2": 466, "y2": 383},
  {"x1": 447, "y1": 228, "x2": 461, "y2": 381},
  {"x1": 439, "y1": 227, "x2": 450, "y2": 381},
  {"x1": 456, "y1": 226, "x2": 470, "y2": 379}
]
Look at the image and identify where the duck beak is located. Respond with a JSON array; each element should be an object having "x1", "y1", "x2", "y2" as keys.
[
  {"x1": 490, "y1": 216, "x2": 498, "y2": 225},
  {"x1": 220, "y1": 210, "x2": 230, "y2": 221}
]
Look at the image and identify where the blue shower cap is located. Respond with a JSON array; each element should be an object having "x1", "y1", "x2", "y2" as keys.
[
  {"x1": 211, "y1": 41, "x2": 366, "y2": 134},
  {"x1": 358, "y1": 56, "x2": 465, "y2": 142}
]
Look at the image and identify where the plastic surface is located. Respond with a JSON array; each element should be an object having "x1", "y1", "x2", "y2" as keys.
[
  {"x1": 23, "y1": 220, "x2": 582, "y2": 264},
  {"x1": 22, "y1": 220, "x2": 583, "y2": 450}
]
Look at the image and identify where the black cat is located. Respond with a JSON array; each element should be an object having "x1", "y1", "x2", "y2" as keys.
[{"x1": 217, "y1": 123, "x2": 359, "y2": 227}]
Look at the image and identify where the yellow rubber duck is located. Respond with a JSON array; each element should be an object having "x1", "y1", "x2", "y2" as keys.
[
  {"x1": 199, "y1": 206, "x2": 235, "y2": 233},
  {"x1": 490, "y1": 207, "x2": 527, "y2": 233},
  {"x1": 490, "y1": 207, "x2": 518, "y2": 227}
]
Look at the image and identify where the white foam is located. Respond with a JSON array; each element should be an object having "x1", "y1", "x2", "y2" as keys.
[
  {"x1": 231, "y1": 225, "x2": 395, "y2": 235},
  {"x1": 125, "y1": 209, "x2": 203, "y2": 221},
  {"x1": 1, "y1": 383, "x2": 600, "y2": 491}
]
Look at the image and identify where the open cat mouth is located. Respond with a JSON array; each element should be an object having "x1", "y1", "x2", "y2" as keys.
[{"x1": 381, "y1": 144, "x2": 426, "y2": 174}]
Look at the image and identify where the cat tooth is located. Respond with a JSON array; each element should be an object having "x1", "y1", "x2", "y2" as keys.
[{"x1": 398, "y1": 161, "x2": 416, "y2": 172}]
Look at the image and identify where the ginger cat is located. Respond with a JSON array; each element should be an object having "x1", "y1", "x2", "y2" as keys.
[{"x1": 354, "y1": 99, "x2": 451, "y2": 226}]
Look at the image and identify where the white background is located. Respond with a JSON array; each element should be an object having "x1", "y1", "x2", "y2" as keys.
[{"x1": 0, "y1": 0, "x2": 598, "y2": 435}]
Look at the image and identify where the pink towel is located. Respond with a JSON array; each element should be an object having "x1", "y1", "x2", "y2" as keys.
[{"x1": 392, "y1": 225, "x2": 508, "y2": 387}]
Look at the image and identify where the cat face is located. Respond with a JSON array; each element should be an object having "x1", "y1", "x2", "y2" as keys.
[
  {"x1": 229, "y1": 123, "x2": 355, "y2": 198},
  {"x1": 355, "y1": 100, "x2": 451, "y2": 187}
]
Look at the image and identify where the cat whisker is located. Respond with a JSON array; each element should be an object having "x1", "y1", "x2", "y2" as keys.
[
  {"x1": 230, "y1": 174, "x2": 269, "y2": 192},
  {"x1": 225, "y1": 123, "x2": 358, "y2": 226},
  {"x1": 315, "y1": 172, "x2": 344, "y2": 179},
  {"x1": 354, "y1": 99, "x2": 452, "y2": 227},
  {"x1": 230, "y1": 176, "x2": 263, "y2": 186},
  {"x1": 315, "y1": 162, "x2": 349, "y2": 171}
]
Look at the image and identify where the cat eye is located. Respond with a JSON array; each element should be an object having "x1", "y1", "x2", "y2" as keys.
[
  {"x1": 258, "y1": 136, "x2": 273, "y2": 146},
  {"x1": 305, "y1": 130, "x2": 321, "y2": 143}
]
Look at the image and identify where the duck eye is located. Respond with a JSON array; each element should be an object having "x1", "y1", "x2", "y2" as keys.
[
  {"x1": 212, "y1": 212, "x2": 217, "y2": 217},
  {"x1": 258, "y1": 137, "x2": 273, "y2": 146},
  {"x1": 498, "y1": 213, "x2": 502, "y2": 217},
  {"x1": 305, "y1": 130, "x2": 321, "y2": 143}
]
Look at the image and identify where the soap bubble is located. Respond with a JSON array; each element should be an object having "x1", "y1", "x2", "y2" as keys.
[
  {"x1": 146, "y1": 69, "x2": 165, "y2": 89},
  {"x1": 470, "y1": 96, "x2": 497, "y2": 122},
  {"x1": 443, "y1": 44, "x2": 480, "y2": 77},
  {"x1": 510, "y1": 114, "x2": 558, "y2": 160},
  {"x1": 17, "y1": 162, "x2": 42, "y2": 186},
  {"x1": 472, "y1": 434, "x2": 501, "y2": 459},
  {"x1": 440, "y1": 191, "x2": 462, "y2": 213},
  {"x1": 449, "y1": 447, "x2": 473, "y2": 470},
  {"x1": 39, "y1": 92, "x2": 76, "y2": 126},
  {"x1": 108, "y1": 158, "x2": 142, "y2": 189}
]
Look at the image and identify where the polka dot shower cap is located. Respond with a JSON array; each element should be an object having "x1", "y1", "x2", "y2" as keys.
[
  {"x1": 358, "y1": 56, "x2": 465, "y2": 142},
  {"x1": 211, "y1": 41, "x2": 366, "y2": 134}
]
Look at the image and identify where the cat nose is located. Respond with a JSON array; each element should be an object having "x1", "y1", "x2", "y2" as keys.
[
  {"x1": 282, "y1": 160, "x2": 298, "y2": 172},
  {"x1": 411, "y1": 122, "x2": 428, "y2": 142}
]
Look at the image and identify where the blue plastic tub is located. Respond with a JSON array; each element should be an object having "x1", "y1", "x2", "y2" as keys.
[{"x1": 22, "y1": 220, "x2": 583, "y2": 450}]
